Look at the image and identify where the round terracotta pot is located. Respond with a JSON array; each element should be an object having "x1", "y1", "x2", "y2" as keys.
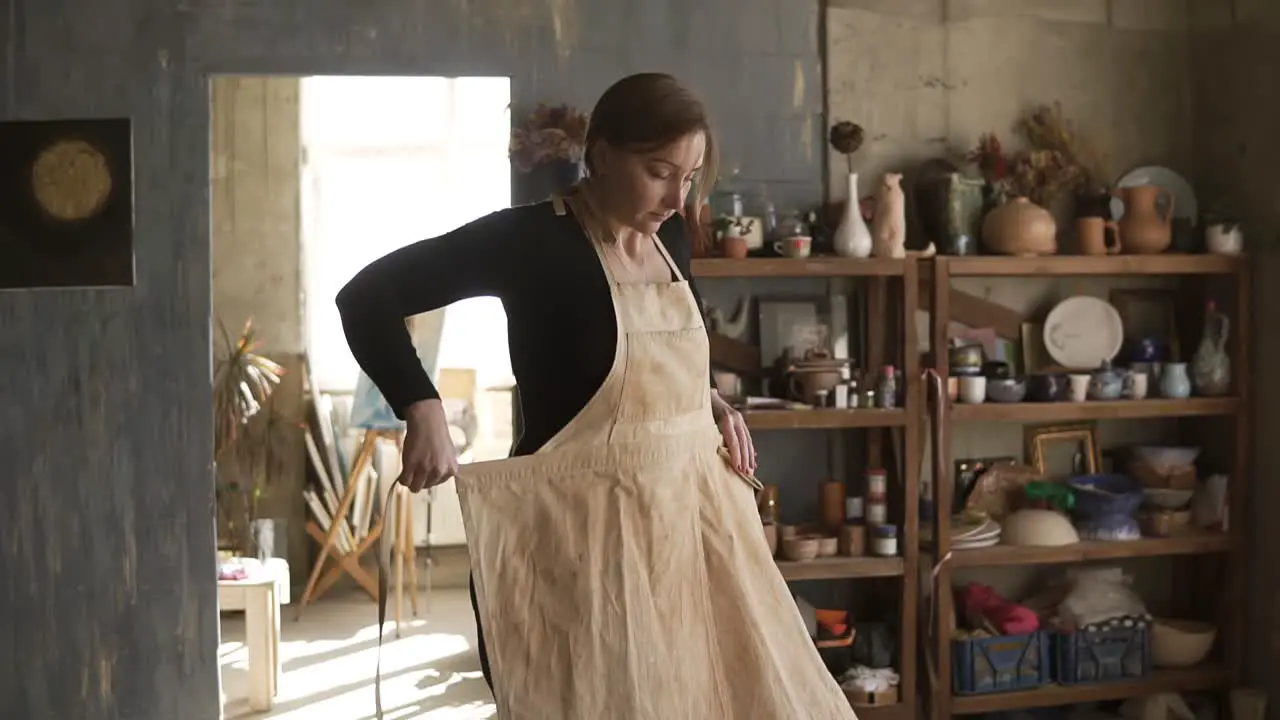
[{"x1": 982, "y1": 197, "x2": 1058, "y2": 255}]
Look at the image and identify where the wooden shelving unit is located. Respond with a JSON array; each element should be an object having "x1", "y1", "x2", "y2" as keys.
[
  {"x1": 742, "y1": 408, "x2": 907, "y2": 429},
  {"x1": 692, "y1": 255, "x2": 921, "y2": 720},
  {"x1": 924, "y1": 254, "x2": 1251, "y2": 719}
]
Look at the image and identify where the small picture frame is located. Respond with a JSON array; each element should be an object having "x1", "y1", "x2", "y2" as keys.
[
  {"x1": 1109, "y1": 289, "x2": 1180, "y2": 361},
  {"x1": 0, "y1": 117, "x2": 136, "y2": 288},
  {"x1": 1024, "y1": 422, "x2": 1100, "y2": 480},
  {"x1": 756, "y1": 295, "x2": 832, "y2": 369}
]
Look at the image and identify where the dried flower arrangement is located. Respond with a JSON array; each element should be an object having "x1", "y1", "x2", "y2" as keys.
[
  {"x1": 509, "y1": 102, "x2": 590, "y2": 173},
  {"x1": 829, "y1": 120, "x2": 866, "y2": 175},
  {"x1": 967, "y1": 103, "x2": 1108, "y2": 206}
]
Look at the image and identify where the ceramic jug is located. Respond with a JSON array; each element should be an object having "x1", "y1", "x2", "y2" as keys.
[
  {"x1": 1191, "y1": 301, "x2": 1231, "y2": 396},
  {"x1": 833, "y1": 172, "x2": 873, "y2": 258},
  {"x1": 1160, "y1": 362, "x2": 1192, "y2": 399},
  {"x1": 1113, "y1": 185, "x2": 1174, "y2": 254}
]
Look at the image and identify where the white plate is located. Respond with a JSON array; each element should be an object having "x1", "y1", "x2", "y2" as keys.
[
  {"x1": 1043, "y1": 296, "x2": 1124, "y2": 370},
  {"x1": 954, "y1": 535, "x2": 1001, "y2": 550},
  {"x1": 1109, "y1": 165, "x2": 1197, "y2": 222}
]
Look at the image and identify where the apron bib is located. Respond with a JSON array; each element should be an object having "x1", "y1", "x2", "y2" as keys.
[{"x1": 384, "y1": 189, "x2": 856, "y2": 719}]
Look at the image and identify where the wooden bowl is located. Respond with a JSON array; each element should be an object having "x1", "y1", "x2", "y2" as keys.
[{"x1": 782, "y1": 535, "x2": 821, "y2": 562}]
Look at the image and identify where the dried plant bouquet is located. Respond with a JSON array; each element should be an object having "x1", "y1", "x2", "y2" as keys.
[{"x1": 509, "y1": 102, "x2": 590, "y2": 173}]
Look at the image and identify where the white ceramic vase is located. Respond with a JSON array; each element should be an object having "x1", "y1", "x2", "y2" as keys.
[{"x1": 833, "y1": 172, "x2": 873, "y2": 258}]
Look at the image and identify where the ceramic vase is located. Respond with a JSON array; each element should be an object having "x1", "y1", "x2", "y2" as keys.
[
  {"x1": 833, "y1": 172, "x2": 873, "y2": 258},
  {"x1": 1160, "y1": 362, "x2": 1192, "y2": 399},
  {"x1": 981, "y1": 197, "x2": 1057, "y2": 255},
  {"x1": 1192, "y1": 302, "x2": 1231, "y2": 396}
]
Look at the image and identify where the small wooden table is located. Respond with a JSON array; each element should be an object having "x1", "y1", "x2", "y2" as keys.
[{"x1": 219, "y1": 575, "x2": 282, "y2": 712}]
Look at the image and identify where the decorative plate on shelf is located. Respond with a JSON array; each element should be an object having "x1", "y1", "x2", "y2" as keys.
[{"x1": 1043, "y1": 296, "x2": 1124, "y2": 370}]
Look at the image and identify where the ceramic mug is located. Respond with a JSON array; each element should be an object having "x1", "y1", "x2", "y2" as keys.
[
  {"x1": 774, "y1": 235, "x2": 812, "y2": 258},
  {"x1": 1067, "y1": 373, "x2": 1091, "y2": 402},
  {"x1": 958, "y1": 375, "x2": 986, "y2": 404},
  {"x1": 1123, "y1": 371, "x2": 1149, "y2": 400}
]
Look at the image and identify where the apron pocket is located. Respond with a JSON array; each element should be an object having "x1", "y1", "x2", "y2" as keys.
[{"x1": 614, "y1": 327, "x2": 709, "y2": 424}]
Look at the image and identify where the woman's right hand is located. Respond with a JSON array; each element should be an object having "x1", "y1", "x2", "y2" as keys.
[{"x1": 398, "y1": 399, "x2": 460, "y2": 493}]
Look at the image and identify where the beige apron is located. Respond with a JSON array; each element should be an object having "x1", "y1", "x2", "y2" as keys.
[{"x1": 454, "y1": 192, "x2": 858, "y2": 719}]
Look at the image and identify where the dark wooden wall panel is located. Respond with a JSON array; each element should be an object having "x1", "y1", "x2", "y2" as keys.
[{"x1": 0, "y1": 0, "x2": 821, "y2": 717}]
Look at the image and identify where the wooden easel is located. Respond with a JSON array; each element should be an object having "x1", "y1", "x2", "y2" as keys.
[{"x1": 297, "y1": 428, "x2": 420, "y2": 628}]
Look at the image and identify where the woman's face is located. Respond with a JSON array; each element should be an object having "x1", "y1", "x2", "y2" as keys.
[{"x1": 592, "y1": 131, "x2": 706, "y2": 235}]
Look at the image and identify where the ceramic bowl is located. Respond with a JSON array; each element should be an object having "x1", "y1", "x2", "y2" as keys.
[
  {"x1": 1151, "y1": 619, "x2": 1217, "y2": 667},
  {"x1": 782, "y1": 535, "x2": 820, "y2": 562},
  {"x1": 1143, "y1": 488, "x2": 1194, "y2": 510},
  {"x1": 1131, "y1": 446, "x2": 1201, "y2": 472},
  {"x1": 816, "y1": 535, "x2": 839, "y2": 557},
  {"x1": 982, "y1": 360, "x2": 1012, "y2": 379},
  {"x1": 986, "y1": 377, "x2": 1027, "y2": 403}
]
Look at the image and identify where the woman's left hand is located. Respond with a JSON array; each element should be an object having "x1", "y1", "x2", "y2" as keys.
[{"x1": 713, "y1": 395, "x2": 756, "y2": 475}]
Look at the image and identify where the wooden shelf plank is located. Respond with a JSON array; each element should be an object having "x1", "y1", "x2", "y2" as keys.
[
  {"x1": 951, "y1": 397, "x2": 1238, "y2": 422},
  {"x1": 743, "y1": 408, "x2": 907, "y2": 429},
  {"x1": 847, "y1": 702, "x2": 908, "y2": 720},
  {"x1": 930, "y1": 531, "x2": 1231, "y2": 568},
  {"x1": 941, "y1": 254, "x2": 1243, "y2": 277},
  {"x1": 691, "y1": 256, "x2": 905, "y2": 277},
  {"x1": 777, "y1": 556, "x2": 904, "y2": 581},
  {"x1": 953, "y1": 665, "x2": 1229, "y2": 714}
]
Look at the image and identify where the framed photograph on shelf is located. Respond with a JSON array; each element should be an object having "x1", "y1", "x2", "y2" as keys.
[
  {"x1": 756, "y1": 295, "x2": 834, "y2": 369},
  {"x1": 1024, "y1": 422, "x2": 1100, "y2": 480}
]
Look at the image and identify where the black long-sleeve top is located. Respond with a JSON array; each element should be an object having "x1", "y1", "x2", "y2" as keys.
[{"x1": 336, "y1": 200, "x2": 709, "y2": 457}]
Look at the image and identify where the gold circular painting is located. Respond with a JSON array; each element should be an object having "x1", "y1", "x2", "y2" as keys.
[{"x1": 31, "y1": 139, "x2": 113, "y2": 222}]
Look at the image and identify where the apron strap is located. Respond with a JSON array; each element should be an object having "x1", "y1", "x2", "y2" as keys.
[{"x1": 374, "y1": 482, "x2": 397, "y2": 719}]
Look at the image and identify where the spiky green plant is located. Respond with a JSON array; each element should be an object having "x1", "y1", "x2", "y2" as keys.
[{"x1": 213, "y1": 319, "x2": 285, "y2": 553}]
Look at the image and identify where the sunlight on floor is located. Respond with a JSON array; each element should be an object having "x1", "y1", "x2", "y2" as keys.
[{"x1": 220, "y1": 587, "x2": 495, "y2": 719}]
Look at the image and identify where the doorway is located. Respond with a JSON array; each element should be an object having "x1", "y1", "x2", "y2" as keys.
[{"x1": 211, "y1": 73, "x2": 508, "y2": 719}]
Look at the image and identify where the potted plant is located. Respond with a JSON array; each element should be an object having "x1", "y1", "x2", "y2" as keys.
[
  {"x1": 510, "y1": 102, "x2": 590, "y2": 204},
  {"x1": 213, "y1": 318, "x2": 285, "y2": 558}
]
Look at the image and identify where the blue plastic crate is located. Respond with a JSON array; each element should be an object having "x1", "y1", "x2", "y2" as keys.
[
  {"x1": 952, "y1": 631, "x2": 1051, "y2": 695},
  {"x1": 1052, "y1": 620, "x2": 1151, "y2": 685}
]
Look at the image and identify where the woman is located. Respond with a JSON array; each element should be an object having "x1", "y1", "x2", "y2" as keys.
[{"x1": 338, "y1": 73, "x2": 855, "y2": 719}]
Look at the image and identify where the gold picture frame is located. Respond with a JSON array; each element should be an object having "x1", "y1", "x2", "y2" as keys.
[{"x1": 1024, "y1": 422, "x2": 1100, "y2": 480}]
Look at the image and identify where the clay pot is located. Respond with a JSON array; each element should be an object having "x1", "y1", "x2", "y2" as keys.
[
  {"x1": 721, "y1": 235, "x2": 749, "y2": 259},
  {"x1": 981, "y1": 197, "x2": 1058, "y2": 256},
  {"x1": 1114, "y1": 185, "x2": 1174, "y2": 254}
]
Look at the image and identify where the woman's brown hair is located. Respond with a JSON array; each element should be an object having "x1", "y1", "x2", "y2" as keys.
[{"x1": 583, "y1": 73, "x2": 719, "y2": 206}]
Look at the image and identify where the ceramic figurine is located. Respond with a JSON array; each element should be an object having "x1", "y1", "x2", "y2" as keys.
[
  {"x1": 1160, "y1": 362, "x2": 1192, "y2": 399},
  {"x1": 1192, "y1": 301, "x2": 1231, "y2": 396},
  {"x1": 871, "y1": 172, "x2": 906, "y2": 258},
  {"x1": 833, "y1": 172, "x2": 873, "y2": 258}
]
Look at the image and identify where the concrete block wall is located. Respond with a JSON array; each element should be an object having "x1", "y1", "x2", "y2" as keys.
[{"x1": 0, "y1": 1, "x2": 823, "y2": 718}]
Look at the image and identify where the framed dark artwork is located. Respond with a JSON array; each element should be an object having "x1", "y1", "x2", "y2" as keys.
[
  {"x1": 0, "y1": 118, "x2": 135, "y2": 289},
  {"x1": 1109, "y1": 288, "x2": 1180, "y2": 362}
]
